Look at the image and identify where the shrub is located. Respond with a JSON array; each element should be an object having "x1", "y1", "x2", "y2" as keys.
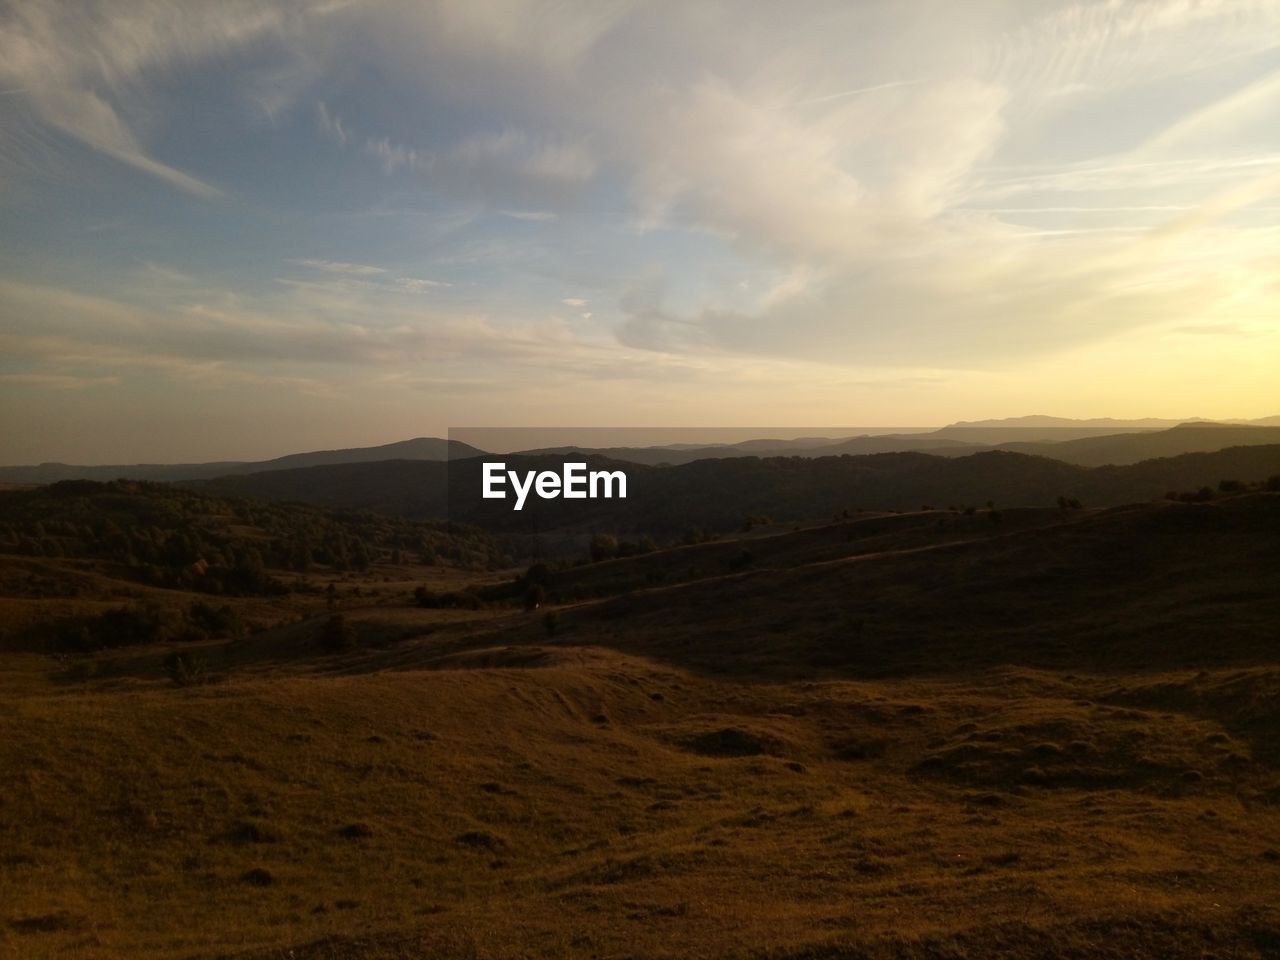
[
  {"x1": 616, "y1": 536, "x2": 656, "y2": 557},
  {"x1": 444, "y1": 589, "x2": 483, "y2": 610},
  {"x1": 589, "y1": 533, "x2": 618, "y2": 563},
  {"x1": 1179, "y1": 487, "x2": 1215, "y2": 503},
  {"x1": 163, "y1": 651, "x2": 203, "y2": 687},
  {"x1": 522, "y1": 562, "x2": 551, "y2": 586},
  {"x1": 55, "y1": 605, "x2": 170, "y2": 651},
  {"x1": 414, "y1": 585, "x2": 483, "y2": 609},
  {"x1": 319, "y1": 614, "x2": 356, "y2": 652},
  {"x1": 187, "y1": 601, "x2": 243, "y2": 640}
]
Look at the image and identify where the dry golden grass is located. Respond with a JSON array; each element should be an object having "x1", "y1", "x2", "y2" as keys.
[{"x1": 2, "y1": 497, "x2": 1279, "y2": 958}]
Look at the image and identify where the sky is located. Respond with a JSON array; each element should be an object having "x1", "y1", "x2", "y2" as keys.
[{"x1": 1, "y1": 0, "x2": 1278, "y2": 464}]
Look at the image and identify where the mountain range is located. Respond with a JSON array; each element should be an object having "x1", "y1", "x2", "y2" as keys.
[{"x1": 3, "y1": 417, "x2": 1279, "y2": 487}]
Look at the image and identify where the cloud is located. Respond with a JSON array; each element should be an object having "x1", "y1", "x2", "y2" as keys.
[
  {"x1": 1174, "y1": 324, "x2": 1250, "y2": 337},
  {"x1": 501, "y1": 209, "x2": 558, "y2": 221},
  {"x1": 6, "y1": 0, "x2": 1280, "y2": 388},
  {"x1": 1139, "y1": 66, "x2": 1280, "y2": 157},
  {"x1": 0, "y1": 371, "x2": 120, "y2": 389},
  {"x1": 0, "y1": 276, "x2": 669, "y2": 383},
  {"x1": 990, "y1": 0, "x2": 1280, "y2": 107},
  {"x1": 794, "y1": 78, "x2": 925, "y2": 106},
  {"x1": 396, "y1": 277, "x2": 451, "y2": 292},
  {"x1": 0, "y1": 1, "x2": 345, "y2": 197},
  {"x1": 289, "y1": 258, "x2": 388, "y2": 276},
  {"x1": 283, "y1": 261, "x2": 451, "y2": 295},
  {"x1": 315, "y1": 100, "x2": 350, "y2": 146},
  {"x1": 360, "y1": 126, "x2": 596, "y2": 211}
]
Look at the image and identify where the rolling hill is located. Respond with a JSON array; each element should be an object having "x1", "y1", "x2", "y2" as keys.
[
  {"x1": 199, "y1": 445, "x2": 1280, "y2": 539},
  {"x1": 0, "y1": 438, "x2": 483, "y2": 485},
  {"x1": 2, "y1": 484, "x2": 1278, "y2": 958}
]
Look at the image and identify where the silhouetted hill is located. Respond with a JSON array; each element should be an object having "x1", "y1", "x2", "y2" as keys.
[
  {"x1": 204, "y1": 459, "x2": 452, "y2": 517},
  {"x1": 932, "y1": 414, "x2": 1279, "y2": 443},
  {"x1": 515, "y1": 422, "x2": 1280, "y2": 466},
  {"x1": 989, "y1": 424, "x2": 1280, "y2": 466},
  {"x1": 517, "y1": 434, "x2": 980, "y2": 465},
  {"x1": 0, "y1": 437, "x2": 483, "y2": 484},
  {"x1": 812, "y1": 434, "x2": 979, "y2": 455},
  {"x1": 197, "y1": 445, "x2": 1280, "y2": 539},
  {"x1": 245, "y1": 437, "x2": 482, "y2": 472}
]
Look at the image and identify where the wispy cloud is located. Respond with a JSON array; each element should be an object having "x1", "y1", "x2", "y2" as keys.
[
  {"x1": 315, "y1": 100, "x2": 350, "y2": 146},
  {"x1": 360, "y1": 126, "x2": 596, "y2": 211},
  {"x1": 0, "y1": 371, "x2": 120, "y2": 389},
  {"x1": 290, "y1": 259, "x2": 388, "y2": 276},
  {"x1": 794, "y1": 78, "x2": 924, "y2": 106},
  {"x1": 396, "y1": 277, "x2": 451, "y2": 292},
  {"x1": 501, "y1": 209, "x2": 558, "y2": 222},
  {"x1": 0, "y1": 1, "x2": 350, "y2": 197}
]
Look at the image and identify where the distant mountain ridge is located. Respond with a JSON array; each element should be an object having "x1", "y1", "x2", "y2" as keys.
[
  {"x1": 984, "y1": 425, "x2": 1280, "y2": 467},
  {"x1": 511, "y1": 423, "x2": 1280, "y2": 468},
  {"x1": 4, "y1": 416, "x2": 1278, "y2": 483},
  {"x1": 0, "y1": 437, "x2": 483, "y2": 484},
  {"x1": 942, "y1": 415, "x2": 1280, "y2": 429},
  {"x1": 933, "y1": 414, "x2": 1280, "y2": 444}
]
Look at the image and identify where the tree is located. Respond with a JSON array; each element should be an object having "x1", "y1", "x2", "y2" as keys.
[
  {"x1": 164, "y1": 651, "x2": 203, "y2": 687},
  {"x1": 320, "y1": 613, "x2": 356, "y2": 652},
  {"x1": 589, "y1": 533, "x2": 618, "y2": 563}
]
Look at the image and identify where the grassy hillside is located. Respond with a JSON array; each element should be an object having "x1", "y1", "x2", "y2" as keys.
[
  {"x1": 1, "y1": 493, "x2": 1278, "y2": 958},
  {"x1": 0, "y1": 480, "x2": 511, "y2": 652}
]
